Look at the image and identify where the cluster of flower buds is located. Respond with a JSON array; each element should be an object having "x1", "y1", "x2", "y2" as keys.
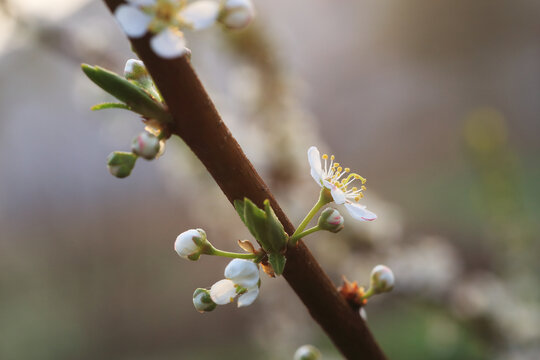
[
  {"x1": 115, "y1": 0, "x2": 256, "y2": 59},
  {"x1": 174, "y1": 228, "x2": 262, "y2": 311},
  {"x1": 83, "y1": 59, "x2": 169, "y2": 179}
]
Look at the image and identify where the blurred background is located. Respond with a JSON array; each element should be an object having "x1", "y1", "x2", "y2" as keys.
[{"x1": 1, "y1": 0, "x2": 540, "y2": 359}]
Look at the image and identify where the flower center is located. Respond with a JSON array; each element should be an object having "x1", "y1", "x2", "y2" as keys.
[{"x1": 321, "y1": 153, "x2": 367, "y2": 202}]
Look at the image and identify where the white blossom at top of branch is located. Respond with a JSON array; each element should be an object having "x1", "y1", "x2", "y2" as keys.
[
  {"x1": 114, "y1": 0, "x2": 221, "y2": 58},
  {"x1": 308, "y1": 146, "x2": 377, "y2": 221},
  {"x1": 210, "y1": 259, "x2": 260, "y2": 307}
]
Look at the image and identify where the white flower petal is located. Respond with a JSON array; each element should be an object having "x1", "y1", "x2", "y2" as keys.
[
  {"x1": 180, "y1": 1, "x2": 220, "y2": 31},
  {"x1": 325, "y1": 182, "x2": 346, "y2": 204},
  {"x1": 150, "y1": 28, "x2": 187, "y2": 59},
  {"x1": 128, "y1": 0, "x2": 155, "y2": 6},
  {"x1": 210, "y1": 279, "x2": 237, "y2": 305},
  {"x1": 114, "y1": 4, "x2": 152, "y2": 38},
  {"x1": 308, "y1": 146, "x2": 323, "y2": 184},
  {"x1": 224, "y1": 259, "x2": 259, "y2": 289},
  {"x1": 344, "y1": 202, "x2": 377, "y2": 221},
  {"x1": 237, "y1": 287, "x2": 259, "y2": 307}
]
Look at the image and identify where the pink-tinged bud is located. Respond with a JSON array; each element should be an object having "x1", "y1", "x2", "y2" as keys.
[
  {"x1": 318, "y1": 208, "x2": 344, "y2": 233},
  {"x1": 131, "y1": 131, "x2": 161, "y2": 160},
  {"x1": 370, "y1": 265, "x2": 395, "y2": 294},
  {"x1": 220, "y1": 0, "x2": 255, "y2": 30}
]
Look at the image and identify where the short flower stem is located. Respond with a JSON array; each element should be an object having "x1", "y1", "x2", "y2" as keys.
[
  {"x1": 362, "y1": 287, "x2": 375, "y2": 301},
  {"x1": 210, "y1": 247, "x2": 260, "y2": 260},
  {"x1": 290, "y1": 225, "x2": 322, "y2": 244},
  {"x1": 290, "y1": 188, "x2": 333, "y2": 246}
]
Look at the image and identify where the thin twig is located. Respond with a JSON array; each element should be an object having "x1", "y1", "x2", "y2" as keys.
[{"x1": 100, "y1": 1, "x2": 387, "y2": 358}]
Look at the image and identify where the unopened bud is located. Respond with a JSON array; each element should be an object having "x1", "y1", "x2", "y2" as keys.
[
  {"x1": 370, "y1": 265, "x2": 395, "y2": 294},
  {"x1": 193, "y1": 288, "x2": 217, "y2": 313},
  {"x1": 124, "y1": 59, "x2": 161, "y2": 101},
  {"x1": 107, "y1": 151, "x2": 137, "y2": 178},
  {"x1": 124, "y1": 59, "x2": 149, "y2": 81},
  {"x1": 318, "y1": 208, "x2": 344, "y2": 233},
  {"x1": 360, "y1": 307, "x2": 367, "y2": 321},
  {"x1": 219, "y1": 0, "x2": 255, "y2": 30},
  {"x1": 175, "y1": 228, "x2": 208, "y2": 261},
  {"x1": 294, "y1": 345, "x2": 321, "y2": 360},
  {"x1": 131, "y1": 131, "x2": 161, "y2": 160}
]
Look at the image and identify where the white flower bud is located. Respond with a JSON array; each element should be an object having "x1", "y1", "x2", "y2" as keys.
[
  {"x1": 318, "y1": 207, "x2": 344, "y2": 233},
  {"x1": 124, "y1": 59, "x2": 149, "y2": 81},
  {"x1": 294, "y1": 345, "x2": 321, "y2": 360},
  {"x1": 370, "y1": 265, "x2": 395, "y2": 294},
  {"x1": 131, "y1": 131, "x2": 161, "y2": 160},
  {"x1": 175, "y1": 228, "x2": 207, "y2": 261},
  {"x1": 220, "y1": 0, "x2": 255, "y2": 30},
  {"x1": 193, "y1": 288, "x2": 217, "y2": 313},
  {"x1": 107, "y1": 151, "x2": 137, "y2": 178}
]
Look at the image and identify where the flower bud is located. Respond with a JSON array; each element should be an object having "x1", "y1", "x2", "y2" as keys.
[
  {"x1": 193, "y1": 288, "x2": 217, "y2": 313},
  {"x1": 317, "y1": 208, "x2": 344, "y2": 233},
  {"x1": 124, "y1": 59, "x2": 149, "y2": 82},
  {"x1": 107, "y1": 151, "x2": 137, "y2": 178},
  {"x1": 370, "y1": 265, "x2": 395, "y2": 294},
  {"x1": 219, "y1": 0, "x2": 255, "y2": 30},
  {"x1": 360, "y1": 307, "x2": 367, "y2": 321},
  {"x1": 131, "y1": 131, "x2": 161, "y2": 160},
  {"x1": 175, "y1": 228, "x2": 208, "y2": 261},
  {"x1": 294, "y1": 345, "x2": 321, "y2": 360}
]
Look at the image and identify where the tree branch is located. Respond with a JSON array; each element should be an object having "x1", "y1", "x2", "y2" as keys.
[{"x1": 100, "y1": 1, "x2": 387, "y2": 358}]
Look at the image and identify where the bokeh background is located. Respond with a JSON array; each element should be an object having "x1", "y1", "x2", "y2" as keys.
[{"x1": 1, "y1": 0, "x2": 540, "y2": 359}]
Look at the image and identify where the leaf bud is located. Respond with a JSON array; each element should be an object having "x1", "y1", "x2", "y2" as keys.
[
  {"x1": 107, "y1": 151, "x2": 137, "y2": 178},
  {"x1": 193, "y1": 288, "x2": 217, "y2": 313},
  {"x1": 317, "y1": 208, "x2": 344, "y2": 233},
  {"x1": 131, "y1": 131, "x2": 161, "y2": 160},
  {"x1": 370, "y1": 265, "x2": 395, "y2": 294},
  {"x1": 174, "y1": 228, "x2": 208, "y2": 261}
]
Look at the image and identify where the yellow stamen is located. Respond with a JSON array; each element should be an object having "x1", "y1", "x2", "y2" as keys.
[{"x1": 322, "y1": 154, "x2": 328, "y2": 159}]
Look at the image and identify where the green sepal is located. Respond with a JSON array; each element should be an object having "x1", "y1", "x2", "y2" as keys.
[
  {"x1": 91, "y1": 102, "x2": 131, "y2": 111},
  {"x1": 107, "y1": 151, "x2": 137, "y2": 179},
  {"x1": 268, "y1": 253, "x2": 286, "y2": 276},
  {"x1": 81, "y1": 64, "x2": 172, "y2": 123},
  {"x1": 263, "y1": 199, "x2": 288, "y2": 252}
]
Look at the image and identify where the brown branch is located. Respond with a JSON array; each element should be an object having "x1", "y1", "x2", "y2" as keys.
[{"x1": 100, "y1": 1, "x2": 387, "y2": 358}]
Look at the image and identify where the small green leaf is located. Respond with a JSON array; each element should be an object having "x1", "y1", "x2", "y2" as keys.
[
  {"x1": 81, "y1": 64, "x2": 172, "y2": 123},
  {"x1": 268, "y1": 253, "x2": 286, "y2": 276},
  {"x1": 91, "y1": 102, "x2": 131, "y2": 111},
  {"x1": 243, "y1": 198, "x2": 270, "y2": 250},
  {"x1": 233, "y1": 199, "x2": 246, "y2": 224},
  {"x1": 263, "y1": 199, "x2": 288, "y2": 252}
]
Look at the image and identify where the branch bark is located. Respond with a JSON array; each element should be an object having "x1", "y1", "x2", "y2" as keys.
[{"x1": 101, "y1": 1, "x2": 387, "y2": 358}]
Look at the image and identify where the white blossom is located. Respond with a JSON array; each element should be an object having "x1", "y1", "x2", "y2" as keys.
[
  {"x1": 210, "y1": 259, "x2": 260, "y2": 307},
  {"x1": 308, "y1": 146, "x2": 377, "y2": 221},
  {"x1": 114, "y1": 0, "x2": 220, "y2": 58}
]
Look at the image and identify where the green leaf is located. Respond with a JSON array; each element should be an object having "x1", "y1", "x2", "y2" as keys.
[
  {"x1": 243, "y1": 198, "x2": 270, "y2": 251},
  {"x1": 233, "y1": 199, "x2": 246, "y2": 224},
  {"x1": 268, "y1": 253, "x2": 286, "y2": 276},
  {"x1": 91, "y1": 102, "x2": 131, "y2": 111},
  {"x1": 81, "y1": 64, "x2": 172, "y2": 123},
  {"x1": 263, "y1": 199, "x2": 288, "y2": 252}
]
